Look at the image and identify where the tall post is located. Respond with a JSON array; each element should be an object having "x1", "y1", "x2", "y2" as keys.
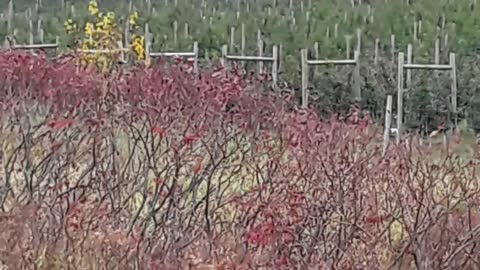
[
  {"x1": 406, "y1": 44, "x2": 412, "y2": 88},
  {"x1": 301, "y1": 49, "x2": 309, "y2": 108},
  {"x1": 257, "y1": 30, "x2": 263, "y2": 74},
  {"x1": 383, "y1": 95, "x2": 393, "y2": 156},
  {"x1": 314, "y1": 42, "x2": 319, "y2": 75},
  {"x1": 374, "y1": 38, "x2": 380, "y2": 65},
  {"x1": 434, "y1": 38, "x2": 440, "y2": 77},
  {"x1": 345, "y1": 35, "x2": 351, "y2": 59},
  {"x1": 193, "y1": 41, "x2": 199, "y2": 74},
  {"x1": 221, "y1": 44, "x2": 228, "y2": 67},
  {"x1": 356, "y1": 28, "x2": 361, "y2": 54},
  {"x1": 450, "y1": 53, "x2": 457, "y2": 126},
  {"x1": 145, "y1": 23, "x2": 151, "y2": 64},
  {"x1": 230, "y1": 26, "x2": 235, "y2": 52},
  {"x1": 397, "y1": 52, "x2": 405, "y2": 143},
  {"x1": 272, "y1": 45, "x2": 278, "y2": 88},
  {"x1": 353, "y1": 50, "x2": 361, "y2": 101},
  {"x1": 173, "y1": 21, "x2": 178, "y2": 46}
]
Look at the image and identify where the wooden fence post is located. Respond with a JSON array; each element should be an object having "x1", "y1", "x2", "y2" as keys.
[
  {"x1": 374, "y1": 38, "x2": 380, "y2": 65},
  {"x1": 230, "y1": 26, "x2": 235, "y2": 52},
  {"x1": 450, "y1": 52, "x2": 457, "y2": 126},
  {"x1": 397, "y1": 52, "x2": 404, "y2": 143},
  {"x1": 434, "y1": 38, "x2": 440, "y2": 77},
  {"x1": 353, "y1": 50, "x2": 361, "y2": 101},
  {"x1": 272, "y1": 45, "x2": 278, "y2": 87},
  {"x1": 145, "y1": 23, "x2": 151, "y2": 64},
  {"x1": 221, "y1": 44, "x2": 228, "y2": 67},
  {"x1": 345, "y1": 35, "x2": 351, "y2": 59},
  {"x1": 193, "y1": 41, "x2": 199, "y2": 74},
  {"x1": 257, "y1": 30, "x2": 263, "y2": 74},
  {"x1": 383, "y1": 95, "x2": 393, "y2": 156},
  {"x1": 314, "y1": 42, "x2": 319, "y2": 75},
  {"x1": 406, "y1": 44, "x2": 412, "y2": 87},
  {"x1": 301, "y1": 49, "x2": 309, "y2": 108}
]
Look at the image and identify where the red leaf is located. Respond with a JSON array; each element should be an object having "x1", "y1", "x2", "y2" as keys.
[
  {"x1": 193, "y1": 158, "x2": 203, "y2": 174},
  {"x1": 183, "y1": 134, "x2": 200, "y2": 145},
  {"x1": 48, "y1": 119, "x2": 75, "y2": 129},
  {"x1": 152, "y1": 126, "x2": 166, "y2": 138}
]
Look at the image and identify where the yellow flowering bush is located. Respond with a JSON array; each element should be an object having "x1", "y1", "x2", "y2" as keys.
[{"x1": 64, "y1": 1, "x2": 146, "y2": 72}]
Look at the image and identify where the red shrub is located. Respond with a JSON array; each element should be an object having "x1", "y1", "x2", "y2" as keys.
[{"x1": 1, "y1": 51, "x2": 480, "y2": 269}]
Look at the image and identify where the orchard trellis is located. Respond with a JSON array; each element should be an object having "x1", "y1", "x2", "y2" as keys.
[
  {"x1": 396, "y1": 47, "x2": 458, "y2": 143},
  {"x1": 300, "y1": 49, "x2": 361, "y2": 108},
  {"x1": 220, "y1": 43, "x2": 279, "y2": 87},
  {"x1": 144, "y1": 24, "x2": 199, "y2": 73}
]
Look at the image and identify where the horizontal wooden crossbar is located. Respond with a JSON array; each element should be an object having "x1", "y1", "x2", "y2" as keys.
[
  {"x1": 403, "y1": 63, "x2": 452, "y2": 70},
  {"x1": 81, "y1": 48, "x2": 129, "y2": 54},
  {"x1": 307, "y1": 59, "x2": 356, "y2": 65},
  {"x1": 13, "y1": 43, "x2": 58, "y2": 49},
  {"x1": 150, "y1": 51, "x2": 196, "y2": 57},
  {"x1": 225, "y1": 55, "x2": 275, "y2": 62}
]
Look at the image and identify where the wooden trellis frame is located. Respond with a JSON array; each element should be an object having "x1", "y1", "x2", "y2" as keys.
[
  {"x1": 301, "y1": 49, "x2": 361, "y2": 108},
  {"x1": 78, "y1": 41, "x2": 129, "y2": 64},
  {"x1": 144, "y1": 24, "x2": 199, "y2": 73},
  {"x1": 220, "y1": 44, "x2": 279, "y2": 87},
  {"x1": 396, "y1": 51, "x2": 458, "y2": 143},
  {"x1": 6, "y1": 36, "x2": 60, "y2": 53}
]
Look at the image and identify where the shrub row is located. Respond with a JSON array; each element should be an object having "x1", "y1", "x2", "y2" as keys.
[{"x1": 0, "y1": 52, "x2": 480, "y2": 269}]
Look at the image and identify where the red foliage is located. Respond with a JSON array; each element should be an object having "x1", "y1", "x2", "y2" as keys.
[{"x1": 1, "y1": 52, "x2": 480, "y2": 269}]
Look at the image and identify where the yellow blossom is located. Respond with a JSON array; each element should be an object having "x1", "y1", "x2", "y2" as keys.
[
  {"x1": 88, "y1": 1, "x2": 99, "y2": 15},
  {"x1": 129, "y1": 12, "x2": 139, "y2": 26},
  {"x1": 85, "y1": 22, "x2": 94, "y2": 36}
]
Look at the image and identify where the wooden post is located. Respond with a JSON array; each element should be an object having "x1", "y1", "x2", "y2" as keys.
[
  {"x1": 397, "y1": 52, "x2": 404, "y2": 143},
  {"x1": 39, "y1": 22, "x2": 44, "y2": 43},
  {"x1": 383, "y1": 95, "x2": 393, "y2": 156},
  {"x1": 413, "y1": 21, "x2": 418, "y2": 42},
  {"x1": 406, "y1": 44, "x2": 412, "y2": 87},
  {"x1": 353, "y1": 50, "x2": 361, "y2": 101},
  {"x1": 391, "y1": 34, "x2": 395, "y2": 67},
  {"x1": 173, "y1": 21, "x2": 178, "y2": 46},
  {"x1": 230, "y1": 26, "x2": 235, "y2": 52},
  {"x1": 334, "y1": 24, "x2": 338, "y2": 38},
  {"x1": 434, "y1": 38, "x2": 440, "y2": 77},
  {"x1": 7, "y1": 0, "x2": 13, "y2": 33},
  {"x1": 272, "y1": 45, "x2": 278, "y2": 87},
  {"x1": 193, "y1": 41, "x2": 199, "y2": 74},
  {"x1": 278, "y1": 44, "x2": 283, "y2": 73},
  {"x1": 257, "y1": 30, "x2": 263, "y2": 74},
  {"x1": 374, "y1": 38, "x2": 380, "y2": 65},
  {"x1": 356, "y1": 28, "x2": 361, "y2": 53},
  {"x1": 145, "y1": 23, "x2": 151, "y2": 64},
  {"x1": 314, "y1": 42, "x2": 319, "y2": 75},
  {"x1": 450, "y1": 53, "x2": 457, "y2": 126},
  {"x1": 345, "y1": 35, "x2": 351, "y2": 59},
  {"x1": 124, "y1": 20, "x2": 131, "y2": 49},
  {"x1": 128, "y1": 0, "x2": 133, "y2": 13},
  {"x1": 29, "y1": 20, "x2": 34, "y2": 54},
  {"x1": 221, "y1": 44, "x2": 228, "y2": 67},
  {"x1": 146, "y1": 0, "x2": 152, "y2": 14},
  {"x1": 117, "y1": 41, "x2": 126, "y2": 63},
  {"x1": 240, "y1": 24, "x2": 246, "y2": 66},
  {"x1": 301, "y1": 49, "x2": 309, "y2": 108},
  {"x1": 184, "y1": 23, "x2": 189, "y2": 39}
]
